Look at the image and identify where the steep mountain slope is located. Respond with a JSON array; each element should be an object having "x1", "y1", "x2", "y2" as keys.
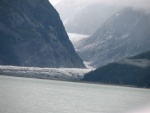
[
  {"x1": 82, "y1": 51, "x2": 150, "y2": 88},
  {"x1": 77, "y1": 7, "x2": 150, "y2": 68},
  {"x1": 55, "y1": 1, "x2": 120, "y2": 35},
  {"x1": 0, "y1": 0, "x2": 85, "y2": 68}
]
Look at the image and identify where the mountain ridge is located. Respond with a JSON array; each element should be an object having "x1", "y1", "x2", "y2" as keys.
[
  {"x1": 76, "y1": 7, "x2": 150, "y2": 68},
  {"x1": 55, "y1": 1, "x2": 120, "y2": 35},
  {"x1": 82, "y1": 51, "x2": 150, "y2": 88},
  {"x1": 0, "y1": 0, "x2": 85, "y2": 68}
]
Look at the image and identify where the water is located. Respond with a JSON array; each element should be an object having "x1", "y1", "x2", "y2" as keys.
[{"x1": 0, "y1": 75, "x2": 150, "y2": 113}]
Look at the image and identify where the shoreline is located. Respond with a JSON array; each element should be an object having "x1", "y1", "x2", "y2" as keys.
[{"x1": 0, "y1": 73, "x2": 149, "y2": 90}]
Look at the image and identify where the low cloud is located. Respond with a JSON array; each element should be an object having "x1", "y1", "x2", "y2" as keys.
[
  {"x1": 49, "y1": 0, "x2": 61, "y2": 5},
  {"x1": 51, "y1": 0, "x2": 150, "y2": 10},
  {"x1": 96, "y1": 0, "x2": 150, "y2": 10}
]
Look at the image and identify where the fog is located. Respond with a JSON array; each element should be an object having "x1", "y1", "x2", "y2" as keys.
[
  {"x1": 49, "y1": 0, "x2": 60, "y2": 5},
  {"x1": 49, "y1": 0, "x2": 150, "y2": 10}
]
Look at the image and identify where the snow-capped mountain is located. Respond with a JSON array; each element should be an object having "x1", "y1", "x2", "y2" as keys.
[
  {"x1": 0, "y1": 0, "x2": 85, "y2": 68},
  {"x1": 55, "y1": 1, "x2": 120, "y2": 35},
  {"x1": 77, "y1": 7, "x2": 150, "y2": 68}
]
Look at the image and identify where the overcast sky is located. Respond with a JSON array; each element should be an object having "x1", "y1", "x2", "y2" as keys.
[
  {"x1": 49, "y1": 0, "x2": 150, "y2": 10},
  {"x1": 49, "y1": 0, "x2": 60, "y2": 5}
]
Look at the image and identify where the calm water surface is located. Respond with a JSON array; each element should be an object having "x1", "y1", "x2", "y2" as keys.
[{"x1": 0, "y1": 75, "x2": 150, "y2": 113}]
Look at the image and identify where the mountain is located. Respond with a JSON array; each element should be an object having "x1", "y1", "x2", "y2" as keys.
[
  {"x1": 82, "y1": 51, "x2": 150, "y2": 88},
  {"x1": 55, "y1": 1, "x2": 120, "y2": 35},
  {"x1": 77, "y1": 7, "x2": 150, "y2": 68},
  {"x1": 0, "y1": 0, "x2": 85, "y2": 68}
]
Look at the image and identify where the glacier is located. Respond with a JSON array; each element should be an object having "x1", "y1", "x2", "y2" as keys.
[{"x1": 0, "y1": 65, "x2": 91, "y2": 81}]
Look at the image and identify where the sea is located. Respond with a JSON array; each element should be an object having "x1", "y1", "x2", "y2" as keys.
[{"x1": 0, "y1": 75, "x2": 150, "y2": 113}]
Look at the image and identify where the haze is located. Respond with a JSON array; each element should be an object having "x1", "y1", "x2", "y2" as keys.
[
  {"x1": 49, "y1": 0, "x2": 150, "y2": 10},
  {"x1": 49, "y1": 0, "x2": 60, "y2": 5}
]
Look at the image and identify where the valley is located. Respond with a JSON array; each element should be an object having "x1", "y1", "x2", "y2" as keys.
[
  {"x1": 0, "y1": 1, "x2": 150, "y2": 113},
  {"x1": 0, "y1": 0, "x2": 149, "y2": 88}
]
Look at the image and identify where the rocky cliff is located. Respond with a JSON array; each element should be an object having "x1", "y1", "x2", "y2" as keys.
[{"x1": 0, "y1": 0, "x2": 85, "y2": 68}]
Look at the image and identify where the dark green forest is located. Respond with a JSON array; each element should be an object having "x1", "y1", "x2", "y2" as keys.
[
  {"x1": 82, "y1": 51, "x2": 150, "y2": 88},
  {"x1": 130, "y1": 51, "x2": 150, "y2": 60}
]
